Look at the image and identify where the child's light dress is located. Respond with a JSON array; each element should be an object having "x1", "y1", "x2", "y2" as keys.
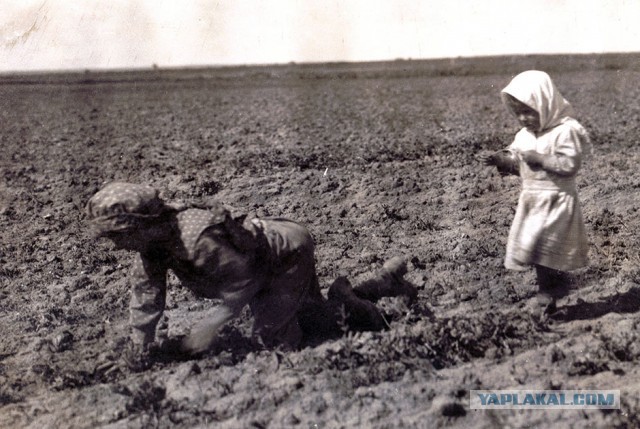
[{"x1": 501, "y1": 71, "x2": 590, "y2": 271}]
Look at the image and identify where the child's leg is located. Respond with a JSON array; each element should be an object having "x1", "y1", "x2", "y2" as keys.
[
  {"x1": 534, "y1": 265, "x2": 570, "y2": 314},
  {"x1": 535, "y1": 265, "x2": 570, "y2": 297}
]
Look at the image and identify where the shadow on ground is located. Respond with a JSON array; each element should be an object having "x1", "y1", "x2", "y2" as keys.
[{"x1": 553, "y1": 287, "x2": 640, "y2": 322}]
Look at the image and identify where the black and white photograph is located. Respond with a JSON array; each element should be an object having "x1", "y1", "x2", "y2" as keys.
[{"x1": 1, "y1": 1, "x2": 639, "y2": 427}]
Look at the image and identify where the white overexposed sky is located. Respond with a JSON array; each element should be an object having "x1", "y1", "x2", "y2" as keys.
[{"x1": 1, "y1": 0, "x2": 639, "y2": 72}]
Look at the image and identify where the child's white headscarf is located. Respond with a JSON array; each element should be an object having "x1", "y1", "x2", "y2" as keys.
[
  {"x1": 502, "y1": 70, "x2": 591, "y2": 155},
  {"x1": 501, "y1": 70, "x2": 574, "y2": 133}
]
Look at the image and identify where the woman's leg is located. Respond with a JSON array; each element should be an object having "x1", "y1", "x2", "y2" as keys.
[
  {"x1": 352, "y1": 256, "x2": 417, "y2": 303},
  {"x1": 327, "y1": 276, "x2": 387, "y2": 331},
  {"x1": 250, "y1": 219, "x2": 317, "y2": 349}
]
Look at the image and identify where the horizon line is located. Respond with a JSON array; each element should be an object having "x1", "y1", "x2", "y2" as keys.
[{"x1": 1, "y1": 51, "x2": 639, "y2": 77}]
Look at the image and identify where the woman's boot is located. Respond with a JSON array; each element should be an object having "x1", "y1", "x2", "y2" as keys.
[
  {"x1": 328, "y1": 276, "x2": 387, "y2": 331},
  {"x1": 352, "y1": 256, "x2": 417, "y2": 303}
]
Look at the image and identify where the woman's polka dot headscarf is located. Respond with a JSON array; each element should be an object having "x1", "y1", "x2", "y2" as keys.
[{"x1": 86, "y1": 182, "x2": 168, "y2": 234}]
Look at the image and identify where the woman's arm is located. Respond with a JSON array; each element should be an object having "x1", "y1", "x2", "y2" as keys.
[{"x1": 129, "y1": 253, "x2": 168, "y2": 346}]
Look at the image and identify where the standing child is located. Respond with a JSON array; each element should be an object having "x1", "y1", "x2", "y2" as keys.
[{"x1": 480, "y1": 70, "x2": 590, "y2": 317}]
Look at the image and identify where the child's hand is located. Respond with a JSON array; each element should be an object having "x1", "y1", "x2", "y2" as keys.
[
  {"x1": 520, "y1": 150, "x2": 544, "y2": 167},
  {"x1": 476, "y1": 152, "x2": 497, "y2": 166},
  {"x1": 477, "y1": 150, "x2": 520, "y2": 177}
]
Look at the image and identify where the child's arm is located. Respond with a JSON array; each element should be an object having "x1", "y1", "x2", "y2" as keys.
[
  {"x1": 520, "y1": 150, "x2": 580, "y2": 176},
  {"x1": 520, "y1": 127, "x2": 583, "y2": 176}
]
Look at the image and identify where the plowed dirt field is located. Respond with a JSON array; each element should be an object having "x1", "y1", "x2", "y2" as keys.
[{"x1": 2, "y1": 55, "x2": 640, "y2": 428}]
